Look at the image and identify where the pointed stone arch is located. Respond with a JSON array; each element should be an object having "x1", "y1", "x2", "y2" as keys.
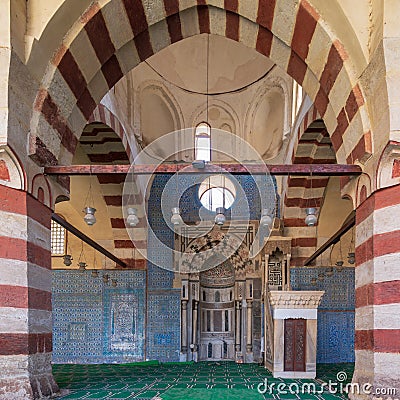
[{"x1": 28, "y1": 0, "x2": 371, "y2": 170}]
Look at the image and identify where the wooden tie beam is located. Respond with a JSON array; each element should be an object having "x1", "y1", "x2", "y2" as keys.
[
  {"x1": 52, "y1": 213, "x2": 128, "y2": 268},
  {"x1": 303, "y1": 211, "x2": 356, "y2": 266},
  {"x1": 44, "y1": 163, "x2": 362, "y2": 176}
]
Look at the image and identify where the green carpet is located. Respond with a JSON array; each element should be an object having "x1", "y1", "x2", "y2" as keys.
[{"x1": 53, "y1": 361, "x2": 354, "y2": 399}]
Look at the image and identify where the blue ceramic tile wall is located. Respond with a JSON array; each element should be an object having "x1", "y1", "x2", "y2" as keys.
[
  {"x1": 146, "y1": 290, "x2": 181, "y2": 362},
  {"x1": 290, "y1": 267, "x2": 355, "y2": 363},
  {"x1": 52, "y1": 270, "x2": 146, "y2": 364},
  {"x1": 145, "y1": 174, "x2": 278, "y2": 361}
]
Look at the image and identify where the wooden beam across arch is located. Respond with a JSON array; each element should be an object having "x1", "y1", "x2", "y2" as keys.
[{"x1": 44, "y1": 163, "x2": 362, "y2": 176}]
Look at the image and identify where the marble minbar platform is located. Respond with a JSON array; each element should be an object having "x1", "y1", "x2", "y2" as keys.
[{"x1": 269, "y1": 290, "x2": 324, "y2": 379}]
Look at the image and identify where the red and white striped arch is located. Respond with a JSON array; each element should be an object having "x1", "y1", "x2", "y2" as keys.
[
  {"x1": 284, "y1": 112, "x2": 336, "y2": 266},
  {"x1": 29, "y1": 0, "x2": 370, "y2": 169}
]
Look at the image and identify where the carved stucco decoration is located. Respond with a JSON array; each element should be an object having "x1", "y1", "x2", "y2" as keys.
[
  {"x1": 269, "y1": 291, "x2": 324, "y2": 309},
  {"x1": 264, "y1": 237, "x2": 292, "y2": 256},
  {"x1": 180, "y1": 229, "x2": 251, "y2": 278}
]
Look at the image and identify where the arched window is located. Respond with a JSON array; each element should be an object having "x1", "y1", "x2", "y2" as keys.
[
  {"x1": 51, "y1": 218, "x2": 67, "y2": 256},
  {"x1": 195, "y1": 122, "x2": 211, "y2": 161},
  {"x1": 215, "y1": 291, "x2": 220, "y2": 302}
]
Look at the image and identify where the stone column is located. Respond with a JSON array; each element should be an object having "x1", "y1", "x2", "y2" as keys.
[
  {"x1": 352, "y1": 185, "x2": 400, "y2": 395},
  {"x1": 235, "y1": 300, "x2": 241, "y2": 352},
  {"x1": 0, "y1": 184, "x2": 59, "y2": 398},
  {"x1": 246, "y1": 300, "x2": 253, "y2": 353},
  {"x1": 181, "y1": 300, "x2": 188, "y2": 354}
]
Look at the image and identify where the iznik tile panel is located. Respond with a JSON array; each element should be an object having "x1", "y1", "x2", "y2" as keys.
[
  {"x1": 146, "y1": 290, "x2": 181, "y2": 362},
  {"x1": 52, "y1": 270, "x2": 146, "y2": 364},
  {"x1": 290, "y1": 267, "x2": 355, "y2": 363}
]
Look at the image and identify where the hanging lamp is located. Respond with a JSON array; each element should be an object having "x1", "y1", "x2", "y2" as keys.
[
  {"x1": 260, "y1": 209, "x2": 273, "y2": 229},
  {"x1": 83, "y1": 171, "x2": 97, "y2": 226},
  {"x1": 91, "y1": 251, "x2": 99, "y2": 277},
  {"x1": 347, "y1": 227, "x2": 355, "y2": 264},
  {"x1": 77, "y1": 241, "x2": 87, "y2": 271},
  {"x1": 171, "y1": 165, "x2": 183, "y2": 227},
  {"x1": 215, "y1": 206, "x2": 226, "y2": 226},
  {"x1": 305, "y1": 170, "x2": 318, "y2": 226},
  {"x1": 305, "y1": 207, "x2": 317, "y2": 226},
  {"x1": 171, "y1": 207, "x2": 184, "y2": 226},
  {"x1": 63, "y1": 254, "x2": 73, "y2": 266},
  {"x1": 126, "y1": 207, "x2": 139, "y2": 227},
  {"x1": 83, "y1": 207, "x2": 97, "y2": 226}
]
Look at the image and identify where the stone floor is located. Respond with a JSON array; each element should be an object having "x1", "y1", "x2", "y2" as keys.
[{"x1": 53, "y1": 361, "x2": 354, "y2": 399}]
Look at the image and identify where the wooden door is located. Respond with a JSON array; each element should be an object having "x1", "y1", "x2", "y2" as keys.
[{"x1": 284, "y1": 318, "x2": 306, "y2": 371}]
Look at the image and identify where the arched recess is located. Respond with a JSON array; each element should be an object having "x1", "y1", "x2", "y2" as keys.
[
  {"x1": 27, "y1": 1, "x2": 371, "y2": 171},
  {"x1": 137, "y1": 82, "x2": 183, "y2": 160},
  {"x1": 245, "y1": 84, "x2": 287, "y2": 160},
  {"x1": 88, "y1": 103, "x2": 138, "y2": 162},
  {"x1": 284, "y1": 118, "x2": 336, "y2": 266},
  {"x1": 181, "y1": 230, "x2": 252, "y2": 280},
  {"x1": 78, "y1": 121, "x2": 146, "y2": 268}
]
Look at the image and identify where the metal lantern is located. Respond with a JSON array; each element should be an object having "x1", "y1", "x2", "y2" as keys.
[
  {"x1": 63, "y1": 254, "x2": 73, "y2": 266},
  {"x1": 78, "y1": 261, "x2": 87, "y2": 271},
  {"x1": 126, "y1": 207, "x2": 139, "y2": 227},
  {"x1": 171, "y1": 207, "x2": 184, "y2": 226},
  {"x1": 214, "y1": 207, "x2": 226, "y2": 226},
  {"x1": 335, "y1": 260, "x2": 344, "y2": 272},
  {"x1": 260, "y1": 209, "x2": 273, "y2": 229},
  {"x1": 347, "y1": 252, "x2": 355, "y2": 264},
  {"x1": 83, "y1": 207, "x2": 97, "y2": 226},
  {"x1": 305, "y1": 207, "x2": 317, "y2": 226}
]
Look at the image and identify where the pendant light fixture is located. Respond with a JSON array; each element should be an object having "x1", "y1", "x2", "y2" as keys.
[
  {"x1": 305, "y1": 170, "x2": 318, "y2": 226},
  {"x1": 336, "y1": 237, "x2": 344, "y2": 271},
  {"x1": 347, "y1": 252, "x2": 355, "y2": 265},
  {"x1": 63, "y1": 254, "x2": 73, "y2": 266},
  {"x1": 126, "y1": 207, "x2": 139, "y2": 227},
  {"x1": 63, "y1": 241, "x2": 73, "y2": 266},
  {"x1": 171, "y1": 166, "x2": 183, "y2": 227},
  {"x1": 215, "y1": 206, "x2": 226, "y2": 226},
  {"x1": 83, "y1": 207, "x2": 97, "y2": 226},
  {"x1": 91, "y1": 251, "x2": 99, "y2": 277},
  {"x1": 260, "y1": 209, "x2": 273, "y2": 229},
  {"x1": 171, "y1": 206, "x2": 184, "y2": 226},
  {"x1": 305, "y1": 207, "x2": 317, "y2": 226},
  {"x1": 347, "y1": 227, "x2": 355, "y2": 264},
  {"x1": 77, "y1": 240, "x2": 87, "y2": 271},
  {"x1": 214, "y1": 169, "x2": 226, "y2": 226},
  {"x1": 83, "y1": 170, "x2": 96, "y2": 226}
]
